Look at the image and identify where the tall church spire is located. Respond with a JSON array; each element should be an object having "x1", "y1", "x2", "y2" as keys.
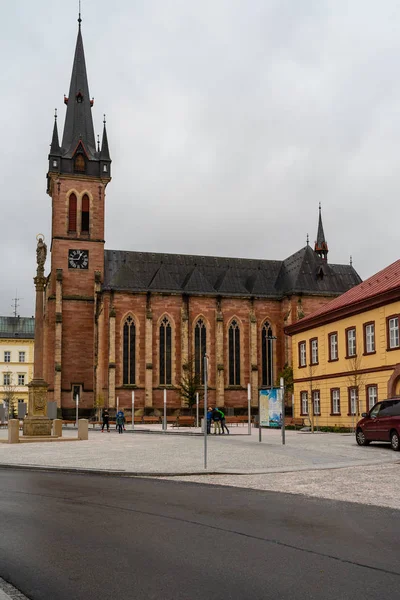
[
  {"x1": 314, "y1": 203, "x2": 328, "y2": 261},
  {"x1": 61, "y1": 18, "x2": 96, "y2": 158},
  {"x1": 50, "y1": 109, "x2": 60, "y2": 155}
]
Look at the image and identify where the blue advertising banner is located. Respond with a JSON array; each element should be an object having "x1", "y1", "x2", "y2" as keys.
[{"x1": 259, "y1": 388, "x2": 283, "y2": 428}]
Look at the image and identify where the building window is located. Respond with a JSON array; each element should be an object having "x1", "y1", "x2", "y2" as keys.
[
  {"x1": 300, "y1": 391, "x2": 308, "y2": 415},
  {"x1": 331, "y1": 388, "x2": 340, "y2": 415},
  {"x1": 366, "y1": 385, "x2": 378, "y2": 411},
  {"x1": 346, "y1": 327, "x2": 356, "y2": 357},
  {"x1": 229, "y1": 320, "x2": 241, "y2": 386},
  {"x1": 123, "y1": 316, "x2": 136, "y2": 385},
  {"x1": 18, "y1": 374, "x2": 25, "y2": 386},
  {"x1": 68, "y1": 193, "x2": 77, "y2": 232},
  {"x1": 348, "y1": 387, "x2": 357, "y2": 415},
  {"x1": 74, "y1": 154, "x2": 85, "y2": 172},
  {"x1": 261, "y1": 322, "x2": 273, "y2": 385},
  {"x1": 298, "y1": 341, "x2": 306, "y2": 368},
  {"x1": 159, "y1": 316, "x2": 172, "y2": 385},
  {"x1": 313, "y1": 390, "x2": 320, "y2": 415},
  {"x1": 364, "y1": 322, "x2": 375, "y2": 354},
  {"x1": 194, "y1": 319, "x2": 207, "y2": 384},
  {"x1": 328, "y1": 332, "x2": 338, "y2": 361},
  {"x1": 4, "y1": 351, "x2": 10, "y2": 363},
  {"x1": 3, "y1": 373, "x2": 11, "y2": 386},
  {"x1": 388, "y1": 316, "x2": 399, "y2": 349},
  {"x1": 81, "y1": 194, "x2": 90, "y2": 233},
  {"x1": 19, "y1": 352, "x2": 25, "y2": 363},
  {"x1": 310, "y1": 338, "x2": 318, "y2": 365},
  {"x1": 52, "y1": 159, "x2": 58, "y2": 168},
  {"x1": 103, "y1": 164, "x2": 108, "y2": 172}
]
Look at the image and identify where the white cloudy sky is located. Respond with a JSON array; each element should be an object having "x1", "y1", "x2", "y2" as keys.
[{"x1": 1, "y1": 0, "x2": 399, "y2": 317}]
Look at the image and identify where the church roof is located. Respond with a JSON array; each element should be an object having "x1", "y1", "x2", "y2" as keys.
[
  {"x1": 103, "y1": 248, "x2": 361, "y2": 298},
  {"x1": 0, "y1": 316, "x2": 35, "y2": 339}
]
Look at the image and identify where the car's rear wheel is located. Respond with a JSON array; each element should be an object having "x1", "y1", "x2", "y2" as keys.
[
  {"x1": 356, "y1": 428, "x2": 370, "y2": 446},
  {"x1": 390, "y1": 430, "x2": 400, "y2": 451}
]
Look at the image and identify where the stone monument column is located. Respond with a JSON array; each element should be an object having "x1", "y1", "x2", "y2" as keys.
[{"x1": 23, "y1": 236, "x2": 52, "y2": 436}]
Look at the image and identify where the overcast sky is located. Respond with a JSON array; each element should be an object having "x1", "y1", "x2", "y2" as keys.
[{"x1": 1, "y1": 0, "x2": 399, "y2": 317}]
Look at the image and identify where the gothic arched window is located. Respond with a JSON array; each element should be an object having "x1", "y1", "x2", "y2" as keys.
[
  {"x1": 194, "y1": 318, "x2": 207, "y2": 384},
  {"x1": 160, "y1": 316, "x2": 172, "y2": 385},
  {"x1": 261, "y1": 321, "x2": 273, "y2": 387},
  {"x1": 81, "y1": 194, "x2": 90, "y2": 233},
  {"x1": 68, "y1": 193, "x2": 77, "y2": 232},
  {"x1": 229, "y1": 320, "x2": 240, "y2": 386},
  {"x1": 123, "y1": 316, "x2": 136, "y2": 385}
]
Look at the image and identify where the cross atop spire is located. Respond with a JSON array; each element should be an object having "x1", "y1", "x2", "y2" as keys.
[
  {"x1": 78, "y1": 0, "x2": 82, "y2": 28},
  {"x1": 314, "y1": 203, "x2": 328, "y2": 261}
]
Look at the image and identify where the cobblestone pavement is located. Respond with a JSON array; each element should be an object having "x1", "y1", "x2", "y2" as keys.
[
  {"x1": 0, "y1": 427, "x2": 399, "y2": 508},
  {"x1": 0, "y1": 578, "x2": 29, "y2": 600}
]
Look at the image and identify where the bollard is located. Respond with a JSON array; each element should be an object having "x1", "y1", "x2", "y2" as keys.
[
  {"x1": 53, "y1": 419, "x2": 63, "y2": 438},
  {"x1": 78, "y1": 418, "x2": 88, "y2": 440},
  {"x1": 8, "y1": 419, "x2": 19, "y2": 444}
]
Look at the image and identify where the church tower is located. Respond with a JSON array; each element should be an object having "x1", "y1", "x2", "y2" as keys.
[{"x1": 45, "y1": 14, "x2": 111, "y2": 413}]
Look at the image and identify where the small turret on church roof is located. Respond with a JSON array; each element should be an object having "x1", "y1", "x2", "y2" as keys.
[
  {"x1": 314, "y1": 203, "x2": 328, "y2": 261},
  {"x1": 100, "y1": 116, "x2": 111, "y2": 161},
  {"x1": 49, "y1": 109, "x2": 60, "y2": 155}
]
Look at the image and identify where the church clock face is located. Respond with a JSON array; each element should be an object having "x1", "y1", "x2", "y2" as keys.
[{"x1": 68, "y1": 249, "x2": 89, "y2": 269}]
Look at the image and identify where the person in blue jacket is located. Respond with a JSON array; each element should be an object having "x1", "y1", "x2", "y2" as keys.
[
  {"x1": 116, "y1": 410, "x2": 125, "y2": 434},
  {"x1": 206, "y1": 406, "x2": 213, "y2": 434}
]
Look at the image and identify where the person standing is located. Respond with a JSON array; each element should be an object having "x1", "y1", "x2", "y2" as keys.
[
  {"x1": 206, "y1": 407, "x2": 213, "y2": 434},
  {"x1": 217, "y1": 407, "x2": 229, "y2": 434},
  {"x1": 212, "y1": 407, "x2": 222, "y2": 435},
  {"x1": 101, "y1": 408, "x2": 110, "y2": 432},
  {"x1": 116, "y1": 410, "x2": 125, "y2": 434}
]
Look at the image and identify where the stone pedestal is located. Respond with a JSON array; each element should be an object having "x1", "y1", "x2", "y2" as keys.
[
  {"x1": 8, "y1": 419, "x2": 19, "y2": 444},
  {"x1": 78, "y1": 419, "x2": 88, "y2": 440},
  {"x1": 53, "y1": 419, "x2": 63, "y2": 437},
  {"x1": 23, "y1": 379, "x2": 52, "y2": 437}
]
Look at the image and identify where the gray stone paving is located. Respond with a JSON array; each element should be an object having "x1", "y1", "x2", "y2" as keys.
[
  {"x1": 0, "y1": 578, "x2": 29, "y2": 600},
  {"x1": 0, "y1": 426, "x2": 399, "y2": 508}
]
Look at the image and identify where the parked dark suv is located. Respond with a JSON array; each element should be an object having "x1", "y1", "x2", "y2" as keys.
[{"x1": 356, "y1": 399, "x2": 400, "y2": 450}]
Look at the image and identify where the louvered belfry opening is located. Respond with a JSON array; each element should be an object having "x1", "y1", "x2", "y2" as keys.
[
  {"x1": 68, "y1": 193, "x2": 77, "y2": 232},
  {"x1": 81, "y1": 194, "x2": 90, "y2": 233}
]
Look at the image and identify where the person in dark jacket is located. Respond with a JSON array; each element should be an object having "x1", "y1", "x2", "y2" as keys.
[
  {"x1": 116, "y1": 410, "x2": 125, "y2": 434},
  {"x1": 212, "y1": 407, "x2": 222, "y2": 435},
  {"x1": 217, "y1": 407, "x2": 229, "y2": 434},
  {"x1": 101, "y1": 408, "x2": 110, "y2": 432}
]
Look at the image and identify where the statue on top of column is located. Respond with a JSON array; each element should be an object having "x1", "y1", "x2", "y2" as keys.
[{"x1": 36, "y1": 236, "x2": 47, "y2": 274}]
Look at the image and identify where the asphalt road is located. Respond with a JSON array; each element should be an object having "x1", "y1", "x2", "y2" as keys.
[{"x1": 0, "y1": 470, "x2": 399, "y2": 600}]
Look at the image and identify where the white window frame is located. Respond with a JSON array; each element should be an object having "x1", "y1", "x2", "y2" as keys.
[
  {"x1": 313, "y1": 390, "x2": 320, "y2": 415},
  {"x1": 18, "y1": 374, "x2": 25, "y2": 386},
  {"x1": 332, "y1": 389, "x2": 340, "y2": 414},
  {"x1": 329, "y1": 333, "x2": 338, "y2": 360},
  {"x1": 301, "y1": 391, "x2": 308, "y2": 415},
  {"x1": 349, "y1": 388, "x2": 357, "y2": 415},
  {"x1": 311, "y1": 339, "x2": 318, "y2": 365},
  {"x1": 367, "y1": 386, "x2": 377, "y2": 410},
  {"x1": 365, "y1": 324, "x2": 375, "y2": 353},
  {"x1": 4, "y1": 351, "x2": 10, "y2": 363},
  {"x1": 19, "y1": 351, "x2": 26, "y2": 363},
  {"x1": 299, "y1": 342, "x2": 306, "y2": 367},
  {"x1": 389, "y1": 317, "x2": 399, "y2": 349},
  {"x1": 3, "y1": 373, "x2": 11, "y2": 386},
  {"x1": 347, "y1": 328, "x2": 356, "y2": 357}
]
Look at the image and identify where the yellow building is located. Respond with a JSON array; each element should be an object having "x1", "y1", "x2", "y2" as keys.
[
  {"x1": 285, "y1": 260, "x2": 400, "y2": 429},
  {"x1": 0, "y1": 317, "x2": 34, "y2": 418}
]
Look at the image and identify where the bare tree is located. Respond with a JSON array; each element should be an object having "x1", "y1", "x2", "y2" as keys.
[
  {"x1": 346, "y1": 348, "x2": 367, "y2": 431},
  {"x1": 179, "y1": 355, "x2": 203, "y2": 414},
  {"x1": 2, "y1": 372, "x2": 18, "y2": 420}
]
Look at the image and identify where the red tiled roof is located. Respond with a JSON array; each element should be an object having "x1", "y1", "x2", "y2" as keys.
[{"x1": 290, "y1": 259, "x2": 400, "y2": 328}]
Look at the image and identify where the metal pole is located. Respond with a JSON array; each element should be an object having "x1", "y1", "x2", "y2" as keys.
[
  {"x1": 163, "y1": 388, "x2": 167, "y2": 432},
  {"x1": 75, "y1": 394, "x2": 79, "y2": 428},
  {"x1": 196, "y1": 392, "x2": 199, "y2": 428},
  {"x1": 204, "y1": 354, "x2": 208, "y2": 469},
  {"x1": 280, "y1": 376, "x2": 285, "y2": 445},
  {"x1": 131, "y1": 390, "x2": 135, "y2": 431},
  {"x1": 247, "y1": 383, "x2": 251, "y2": 435}
]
